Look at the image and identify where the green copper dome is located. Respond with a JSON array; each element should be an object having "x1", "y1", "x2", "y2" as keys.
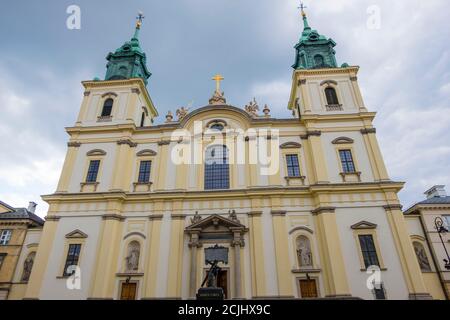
[
  {"x1": 292, "y1": 12, "x2": 338, "y2": 70},
  {"x1": 105, "y1": 15, "x2": 151, "y2": 85}
]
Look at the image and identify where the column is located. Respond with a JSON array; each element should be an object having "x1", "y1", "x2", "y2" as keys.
[
  {"x1": 166, "y1": 214, "x2": 185, "y2": 298},
  {"x1": 154, "y1": 141, "x2": 170, "y2": 191},
  {"x1": 188, "y1": 232, "x2": 201, "y2": 299},
  {"x1": 24, "y1": 214, "x2": 60, "y2": 299},
  {"x1": 142, "y1": 214, "x2": 163, "y2": 299},
  {"x1": 75, "y1": 91, "x2": 92, "y2": 125},
  {"x1": 110, "y1": 139, "x2": 136, "y2": 191},
  {"x1": 298, "y1": 78, "x2": 312, "y2": 113},
  {"x1": 384, "y1": 204, "x2": 432, "y2": 299},
  {"x1": 248, "y1": 208, "x2": 266, "y2": 297},
  {"x1": 271, "y1": 211, "x2": 294, "y2": 297},
  {"x1": 231, "y1": 230, "x2": 245, "y2": 299},
  {"x1": 89, "y1": 204, "x2": 123, "y2": 299},
  {"x1": 306, "y1": 131, "x2": 329, "y2": 184},
  {"x1": 56, "y1": 142, "x2": 81, "y2": 192},
  {"x1": 313, "y1": 207, "x2": 351, "y2": 297},
  {"x1": 361, "y1": 129, "x2": 390, "y2": 181}
]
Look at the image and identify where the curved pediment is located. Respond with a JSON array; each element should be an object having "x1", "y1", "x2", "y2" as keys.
[
  {"x1": 86, "y1": 149, "x2": 107, "y2": 156},
  {"x1": 179, "y1": 105, "x2": 254, "y2": 128},
  {"x1": 136, "y1": 149, "x2": 157, "y2": 157},
  {"x1": 331, "y1": 137, "x2": 354, "y2": 144},
  {"x1": 280, "y1": 142, "x2": 302, "y2": 149}
]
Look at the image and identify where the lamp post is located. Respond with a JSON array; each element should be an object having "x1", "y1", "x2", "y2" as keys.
[{"x1": 434, "y1": 217, "x2": 450, "y2": 270}]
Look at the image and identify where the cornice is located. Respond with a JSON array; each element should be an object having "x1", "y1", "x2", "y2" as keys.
[
  {"x1": 311, "y1": 207, "x2": 336, "y2": 215},
  {"x1": 360, "y1": 128, "x2": 377, "y2": 134},
  {"x1": 42, "y1": 181, "x2": 405, "y2": 203}
]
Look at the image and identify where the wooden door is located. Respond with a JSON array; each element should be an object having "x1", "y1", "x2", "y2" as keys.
[
  {"x1": 217, "y1": 270, "x2": 228, "y2": 299},
  {"x1": 299, "y1": 279, "x2": 318, "y2": 298},
  {"x1": 120, "y1": 282, "x2": 137, "y2": 300}
]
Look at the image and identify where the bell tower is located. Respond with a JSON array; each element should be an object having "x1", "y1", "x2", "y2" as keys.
[
  {"x1": 105, "y1": 12, "x2": 152, "y2": 84},
  {"x1": 288, "y1": 6, "x2": 367, "y2": 117},
  {"x1": 74, "y1": 13, "x2": 158, "y2": 128}
]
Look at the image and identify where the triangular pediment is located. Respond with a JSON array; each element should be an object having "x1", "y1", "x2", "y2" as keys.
[
  {"x1": 65, "y1": 229, "x2": 88, "y2": 239},
  {"x1": 186, "y1": 214, "x2": 246, "y2": 232},
  {"x1": 0, "y1": 201, "x2": 15, "y2": 214},
  {"x1": 350, "y1": 221, "x2": 377, "y2": 230}
]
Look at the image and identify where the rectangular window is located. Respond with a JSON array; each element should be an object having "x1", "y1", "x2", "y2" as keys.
[
  {"x1": 0, "y1": 230, "x2": 12, "y2": 245},
  {"x1": 63, "y1": 244, "x2": 81, "y2": 276},
  {"x1": 0, "y1": 253, "x2": 6, "y2": 270},
  {"x1": 138, "y1": 160, "x2": 152, "y2": 183},
  {"x1": 86, "y1": 160, "x2": 100, "y2": 183},
  {"x1": 339, "y1": 149, "x2": 356, "y2": 173},
  {"x1": 358, "y1": 235, "x2": 380, "y2": 268},
  {"x1": 286, "y1": 154, "x2": 301, "y2": 177}
]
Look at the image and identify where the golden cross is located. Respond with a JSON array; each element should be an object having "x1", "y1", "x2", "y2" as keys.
[{"x1": 212, "y1": 74, "x2": 224, "y2": 92}]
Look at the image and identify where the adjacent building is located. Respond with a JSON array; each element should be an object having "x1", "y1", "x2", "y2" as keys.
[
  {"x1": 0, "y1": 201, "x2": 44, "y2": 300},
  {"x1": 405, "y1": 185, "x2": 450, "y2": 299},
  {"x1": 22, "y1": 10, "x2": 441, "y2": 300}
]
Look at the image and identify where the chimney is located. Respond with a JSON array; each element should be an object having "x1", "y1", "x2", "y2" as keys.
[
  {"x1": 424, "y1": 185, "x2": 447, "y2": 199},
  {"x1": 27, "y1": 201, "x2": 37, "y2": 214}
]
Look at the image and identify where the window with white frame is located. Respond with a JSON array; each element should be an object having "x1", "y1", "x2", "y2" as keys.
[{"x1": 0, "y1": 230, "x2": 12, "y2": 245}]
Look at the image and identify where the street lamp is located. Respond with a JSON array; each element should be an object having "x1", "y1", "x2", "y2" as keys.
[{"x1": 434, "y1": 217, "x2": 450, "y2": 270}]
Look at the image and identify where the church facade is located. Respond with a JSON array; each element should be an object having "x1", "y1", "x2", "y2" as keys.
[{"x1": 24, "y1": 11, "x2": 439, "y2": 300}]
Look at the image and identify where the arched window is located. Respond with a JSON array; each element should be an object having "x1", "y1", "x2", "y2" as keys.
[
  {"x1": 314, "y1": 54, "x2": 324, "y2": 67},
  {"x1": 413, "y1": 241, "x2": 431, "y2": 272},
  {"x1": 325, "y1": 87, "x2": 339, "y2": 105},
  {"x1": 210, "y1": 123, "x2": 224, "y2": 131},
  {"x1": 296, "y1": 235, "x2": 313, "y2": 267},
  {"x1": 21, "y1": 252, "x2": 36, "y2": 282},
  {"x1": 125, "y1": 241, "x2": 140, "y2": 271},
  {"x1": 140, "y1": 112, "x2": 145, "y2": 127},
  {"x1": 204, "y1": 145, "x2": 229, "y2": 190},
  {"x1": 101, "y1": 98, "x2": 114, "y2": 117}
]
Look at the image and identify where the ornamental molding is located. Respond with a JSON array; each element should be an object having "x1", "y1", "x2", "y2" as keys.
[
  {"x1": 136, "y1": 149, "x2": 157, "y2": 157},
  {"x1": 65, "y1": 229, "x2": 88, "y2": 239},
  {"x1": 300, "y1": 130, "x2": 322, "y2": 139},
  {"x1": 350, "y1": 221, "x2": 377, "y2": 230},
  {"x1": 123, "y1": 231, "x2": 146, "y2": 240},
  {"x1": 288, "y1": 226, "x2": 314, "y2": 235},
  {"x1": 86, "y1": 149, "x2": 106, "y2": 156},
  {"x1": 271, "y1": 210, "x2": 287, "y2": 216},
  {"x1": 383, "y1": 204, "x2": 403, "y2": 211},
  {"x1": 320, "y1": 80, "x2": 338, "y2": 87},
  {"x1": 67, "y1": 141, "x2": 81, "y2": 148},
  {"x1": 331, "y1": 137, "x2": 354, "y2": 144},
  {"x1": 311, "y1": 206, "x2": 336, "y2": 215},
  {"x1": 280, "y1": 142, "x2": 302, "y2": 149},
  {"x1": 157, "y1": 140, "x2": 171, "y2": 146},
  {"x1": 102, "y1": 214, "x2": 124, "y2": 221},
  {"x1": 101, "y1": 92, "x2": 118, "y2": 98},
  {"x1": 131, "y1": 88, "x2": 141, "y2": 94},
  {"x1": 360, "y1": 128, "x2": 377, "y2": 134},
  {"x1": 117, "y1": 139, "x2": 137, "y2": 147},
  {"x1": 83, "y1": 91, "x2": 91, "y2": 96}
]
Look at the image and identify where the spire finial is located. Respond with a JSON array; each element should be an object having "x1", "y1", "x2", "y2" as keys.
[
  {"x1": 298, "y1": 2, "x2": 310, "y2": 30},
  {"x1": 133, "y1": 11, "x2": 145, "y2": 39}
]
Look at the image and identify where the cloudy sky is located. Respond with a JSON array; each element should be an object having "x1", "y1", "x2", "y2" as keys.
[{"x1": 0, "y1": 0, "x2": 449, "y2": 217}]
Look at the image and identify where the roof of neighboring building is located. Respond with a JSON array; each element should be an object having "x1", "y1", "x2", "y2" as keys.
[
  {"x1": 416, "y1": 196, "x2": 450, "y2": 205},
  {"x1": 404, "y1": 196, "x2": 450, "y2": 214},
  {"x1": 0, "y1": 200, "x2": 45, "y2": 226}
]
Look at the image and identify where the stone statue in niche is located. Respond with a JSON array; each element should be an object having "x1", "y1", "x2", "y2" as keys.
[
  {"x1": 21, "y1": 252, "x2": 35, "y2": 282},
  {"x1": 296, "y1": 236, "x2": 313, "y2": 267},
  {"x1": 413, "y1": 242, "x2": 431, "y2": 271},
  {"x1": 126, "y1": 241, "x2": 140, "y2": 271}
]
